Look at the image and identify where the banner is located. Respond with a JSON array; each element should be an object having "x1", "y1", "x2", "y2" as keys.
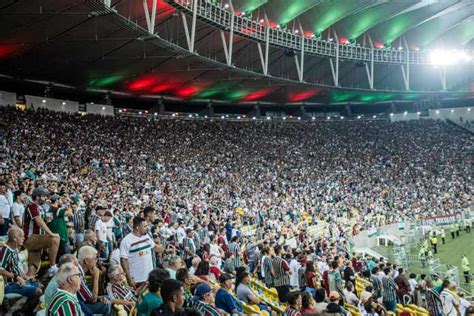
[{"x1": 420, "y1": 214, "x2": 459, "y2": 226}]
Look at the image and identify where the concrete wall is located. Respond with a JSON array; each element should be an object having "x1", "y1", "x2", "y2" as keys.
[
  {"x1": 0, "y1": 91, "x2": 16, "y2": 107},
  {"x1": 86, "y1": 103, "x2": 114, "y2": 116},
  {"x1": 25, "y1": 95, "x2": 79, "y2": 113},
  {"x1": 429, "y1": 106, "x2": 473, "y2": 123}
]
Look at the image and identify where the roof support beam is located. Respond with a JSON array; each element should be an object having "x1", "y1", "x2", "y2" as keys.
[
  {"x1": 294, "y1": 24, "x2": 305, "y2": 82},
  {"x1": 400, "y1": 36, "x2": 410, "y2": 91},
  {"x1": 365, "y1": 47, "x2": 374, "y2": 90},
  {"x1": 180, "y1": 0, "x2": 198, "y2": 52},
  {"x1": 329, "y1": 28, "x2": 339, "y2": 87},
  {"x1": 257, "y1": 15, "x2": 270, "y2": 75},
  {"x1": 143, "y1": 0, "x2": 157, "y2": 34},
  {"x1": 220, "y1": 1, "x2": 234, "y2": 66}
]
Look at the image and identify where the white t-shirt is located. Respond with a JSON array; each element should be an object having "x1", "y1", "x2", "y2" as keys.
[
  {"x1": 94, "y1": 220, "x2": 108, "y2": 242},
  {"x1": 408, "y1": 279, "x2": 417, "y2": 294},
  {"x1": 11, "y1": 202, "x2": 25, "y2": 225},
  {"x1": 0, "y1": 195, "x2": 10, "y2": 219},
  {"x1": 120, "y1": 233, "x2": 156, "y2": 283},
  {"x1": 440, "y1": 290, "x2": 459, "y2": 316},
  {"x1": 343, "y1": 289, "x2": 359, "y2": 306}
]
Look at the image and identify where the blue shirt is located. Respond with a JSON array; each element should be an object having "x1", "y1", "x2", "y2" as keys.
[{"x1": 215, "y1": 288, "x2": 243, "y2": 314}]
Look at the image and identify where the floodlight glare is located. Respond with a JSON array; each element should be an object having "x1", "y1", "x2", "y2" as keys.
[{"x1": 429, "y1": 49, "x2": 472, "y2": 65}]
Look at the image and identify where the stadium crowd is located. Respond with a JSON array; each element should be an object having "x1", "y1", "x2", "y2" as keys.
[{"x1": 0, "y1": 106, "x2": 472, "y2": 315}]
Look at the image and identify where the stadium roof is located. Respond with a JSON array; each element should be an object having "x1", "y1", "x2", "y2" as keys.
[{"x1": 0, "y1": 0, "x2": 472, "y2": 105}]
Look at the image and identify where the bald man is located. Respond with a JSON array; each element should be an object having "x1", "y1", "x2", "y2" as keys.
[{"x1": 0, "y1": 226, "x2": 43, "y2": 313}]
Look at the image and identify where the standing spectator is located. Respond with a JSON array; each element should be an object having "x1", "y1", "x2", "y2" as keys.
[
  {"x1": 425, "y1": 279, "x2": 442, "y2": 316},
  {"x1": 71, "y1": 201, "x2": 85, "y2": 246},
  {"x1": 46, "y1": 262, "x2": 84, "y2": 316},
  {"x1": 95, "y1": 210, "x2": 113, "y2": 259},
  {"x1": 260, "y1": 246, "x2": 274, "y2": 288},
  {"x1": 11, "y1": 190, "x2": 26, "y2": 227},
  {"x1": 48, "y1": 194, "x2": 73, "y2": 258},
  {"x1": 182, "y1": 228, "x2": 196, "y2": 268},
  {"x1": 272, "y1": 245, "x2": 291, "y2": 303},
  {"x1": 343, "y1": 260, "x2": 355, "y2": 285},
  {"x1": 0, "y1": 181, "x2": 11, "y2": 236},
  {"x1": 440, "y1": 280, "x2": 460, "y2": 316},
  {"x1": 290, "y1": 253, "x2": 301, "y2": 289},
  {"x1": 370, "y1": 267, "x2": 382, "y2": 300},
  {"x1": 228, "y1": 236, "x2": 242, "y2": 270},
  {"x1": 327, "y1": 260, "x2": 343, "y2": 297},
  {"x1": 394, "y1": 268, "x2": 411, "y2": 302},
  {"x1": 381, "y1": 268, "x2": 398, "y2": 312},
  {"x1": 120, "y1": 217, "x2": 161, "y2": 287},
  {"x1": 23, "y1": 187, "x2": 60, "y2": 276}
]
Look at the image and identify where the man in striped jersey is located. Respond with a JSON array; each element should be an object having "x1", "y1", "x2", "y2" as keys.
[
  {"x1": 0, "y1": 226, "x2": 43, "y2": 314},
  {"x1": 77, "y1": 245, "x2": 111, "y2": 314},
  {"x1": 381, "y1": 267, "x2": 399, "y2": 312},
  {"x1": 425, "y1": 279, "x2": 443, "y2": 316},
  {"x1": 260, "y1": 246, "x2": 274, "y2": 288},
  {"x1": 191, "y1": 283, "x2": 225, "y2": 316},
  {"x1": 22, "y1": 187, "x2": 60, "y2": 277},
  {"x1": 272, "y1": 245, "x2": 291, "y2": 303},
  {"x1": 182, "y1": 228, "x2": 196, "y2": 268},
  {"x1": 228, "y1": 236, "x2": 242, "y2": 271},
  {"x1": 46, "y1": 262, "x2": 84, "y2": 316}
]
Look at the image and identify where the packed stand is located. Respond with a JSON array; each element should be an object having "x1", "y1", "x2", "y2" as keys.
[{"x1": 0, "y1": 106, "x2": 472, "y2": 315}]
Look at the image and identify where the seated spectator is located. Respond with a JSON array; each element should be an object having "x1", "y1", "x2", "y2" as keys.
[
  {"x1": 189, "y1": 256, "x2": 201, "y2": 275},
  {"x1": 209, "y1": 256, "x2": 221, "y2": 281},
  {"x1": 0, "y1": 226, "x2": 42, "y2": 314},
  {"x1": 79, "y1": 229, "x2": 97, "y2": 249},
  {"x1": 300, "y1": 291, "x2": 318, "y2": 316},
  {"x1": 44, "y1": 254, "x2": 79, "y2": 306},
  {"x1": 314, "y1": 288, "x2": 328, "y2": 315},
  {"x1": 195, "y1": 260, "x2": 215, "y2": 282},
  {"x1": 343, "y1": 282, "x2": 359, "y2": 306},
  {"x1": 77, "y1": 245, "x2": 111, "y2": 315},
  {"x1": 151, "y1": 279, "x2": 186, "y2": 316},
  {"x1": 46, "y1": 262, "x2": 83, "y2": 315},
  {"x1": 326, "y1": 291, "x2": 346, "y2": 315},
  {"x1": 176, "y1": 268, "x2": 194, "y2": 308},
  {"x1": 215, "y1": 273, "x2": 244, "y2": 314},
  {"x1": 191, "y1": 283, "x2": 225, "y2": 315},
  {"x1": 285, "y1": 291, "x2": 302, "y2": 316},
  {"x1": 235, "y1": 271, "x2": 273, "y2": 315},
  {"x1": 137, "y1": 268, "x2": 170, "y2": 315},
  {"x1": 166, "y1": 255, "x2": 183, "y2": 279},
  {"x1": 106, "y1": 264, "x2": 138, "y2": 313}
]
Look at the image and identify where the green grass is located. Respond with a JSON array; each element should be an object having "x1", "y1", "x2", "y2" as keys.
[
  {"x1": 431, "y1": 231, "x2": 474, "y2": 275},
  {"x1": 375, "y1": 230, "x2": 474, "y2": 291}
]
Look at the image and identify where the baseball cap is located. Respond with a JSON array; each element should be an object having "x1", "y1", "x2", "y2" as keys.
[{"x1": 193, "y1": 283, "x2": 212, "y2": 299}]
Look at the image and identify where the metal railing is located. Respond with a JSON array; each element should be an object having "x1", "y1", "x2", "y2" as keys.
[{"x1": 169, "y1": 0, "x2": 431, "y2": 64}]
